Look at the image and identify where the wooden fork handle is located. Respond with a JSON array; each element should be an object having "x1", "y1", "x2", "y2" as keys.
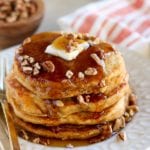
[
  {"x1": 2, "y1": 101, "x2": 20, "y2": 150},
  {"x1": 0, "y1": 121, "x2": 10, "y2": 150}
]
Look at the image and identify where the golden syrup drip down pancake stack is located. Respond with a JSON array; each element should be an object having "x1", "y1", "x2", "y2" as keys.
[{"x1": 6, "y1": 32, "x2": 138, "y2": 145}]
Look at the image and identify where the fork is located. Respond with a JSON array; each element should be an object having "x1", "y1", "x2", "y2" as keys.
[{"x1": 0, "y1": 57, "x2": 20, "y2": 150}]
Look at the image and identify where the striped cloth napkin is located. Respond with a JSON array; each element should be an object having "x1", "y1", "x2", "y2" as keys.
[{"x1": 58, "y1": 0, "x2": 150, "y2": 57}]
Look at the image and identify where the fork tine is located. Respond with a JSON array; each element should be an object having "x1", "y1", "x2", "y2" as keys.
[
  {"x1": 0, "y1": 58, "x2": 4, "y2": 90},
  {"x1": 3, "y1": 58, "x2": 6, "y2": 91},
  {"x1": 0, "y1": 59, "x2": 1, "y2": 89},
  {"x1": 0, "y1": 57, "x2": 6, "y2": 91},
  {"x1": 5, "y1": 58, "x2": 10, "y2": 76},
  {"x1": 0, "y1": 57, "x2": 20, "y2": 150}
]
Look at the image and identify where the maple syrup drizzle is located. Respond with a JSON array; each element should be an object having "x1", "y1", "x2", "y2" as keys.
[{"x1": 16, "y1": 32, "x2": 115, "y2": 82}]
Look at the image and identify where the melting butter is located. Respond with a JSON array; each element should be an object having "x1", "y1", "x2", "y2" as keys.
[{"x1": 45, "y1": 36, "x2": 89, "y2": 61}]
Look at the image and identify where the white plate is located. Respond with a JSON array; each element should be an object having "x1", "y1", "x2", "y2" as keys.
[{"x1": 0, "y1": 46, "x2": 150, "y2": 150}]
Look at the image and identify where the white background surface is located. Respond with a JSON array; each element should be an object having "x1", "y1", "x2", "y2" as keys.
[{"x1": 37, "y1": 0, "x2": 97, "y2": 32}]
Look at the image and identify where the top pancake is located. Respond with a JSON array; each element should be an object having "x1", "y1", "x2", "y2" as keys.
[{"x1": 14, "y1": 32, "x2": 127, "y2": 99}]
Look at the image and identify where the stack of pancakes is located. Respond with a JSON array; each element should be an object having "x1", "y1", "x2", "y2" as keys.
[{"x1": 6, "y1": 32, "x2": 136, "y2": 144}]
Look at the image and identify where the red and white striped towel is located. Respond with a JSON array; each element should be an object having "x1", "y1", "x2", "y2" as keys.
[{"x1": 58, "y1": 0, "x2": 150, "y2": 57}]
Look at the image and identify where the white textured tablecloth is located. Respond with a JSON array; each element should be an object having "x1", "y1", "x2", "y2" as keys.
[
  {"x1": 38, "y1": 0, "x2": 96, "y2": 32},
  {"x1": 58, "y1": 0, "x2": 150, "y2": 58}
]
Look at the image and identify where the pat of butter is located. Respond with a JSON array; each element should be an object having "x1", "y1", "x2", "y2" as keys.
[{"x1": 45, "y1": 42, "x2": 89, "y2": 61}]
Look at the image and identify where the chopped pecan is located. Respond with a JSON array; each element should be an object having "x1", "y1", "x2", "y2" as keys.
[
  {"x1": 99, "y1": 80, "x2": 106, "y2": 87},
  {"x1": 20, "y1": 129, "x2": 29, "y2": 140},
  {"x1": 129, "y1": 93, "x2": 137, "y2": 105},
  {"x1": 117, "y1": 131, "x2": 127, "y2": 141},
  {"x1": 88, "y1": 38, "x2": 100, "y2": 46},
  {"x1": 84, "y1": 67, "x2": 97, "y2": 76},
  {"x1": 65, "y1": 70, "x2": 74, "y2": 79},
  {"x1": 91, "y1": 53, "x2": 102, "y2": 66},
  {"x1": 127, "y1": 105, "x2": 139, "y2": 117},
  {"x1": 54, "y1": 100, "x2": 64, "y2": 107},
  {"x1": 78, "y1": 72, "x2": 85, "y2": 79},
  {"x1": 0, "y1": 0, "x2": 37, "y2": 23},
  {"x1": 34, "y1": 62, "x2": 41, "y2": 70},
  {"x1": 16, "y1": 47, "x2": 23, "y2": 54},
  {"x1": 42, "y1": 60, "x2": 55, "y2": 72},
  {"x1": 23, "y1": 37, "x2": 31, "y2": 45},
  {"x1": 85, "y1": 95, "x2": 90, "y2": 102},
  {"x1": 17, "y1": 56, "x2": 24, "y2": 62},
  {"x1": 76, "y1": 33, "x2": 83, "y2": 39},
  {"x1": 77, "y1": 95, "x2": 88, "y2": 105},
  {"x1": 28, "y1": 57, "x2": 35, "y2": 64},
  {"x1": 21, "y1": 59, "x2": 28, "y2": 66},
  {"x1": 66, "y1": 143, "x2": 74, "y2": 148},
  {"x1": 20, "y1": 11, "x2": 28, "y2": 19},
  {"x1": 22, "y1": 66, "x2": 32, "y2": 74},
  {"x1": 32, "y1": 137, "x2": 40, "y2": 144},
  {"x1": 23, "y1": 55, "x2": 29, "y2": 59},
  {"x1": 124, "y1": 112, "x2": 132, "y2": 123},
  {"x1": 113, "y1": 116, "x2": 125, "y2": 132},
  {"x1": 27, "y1": 3, "x2": 37, "y2": 15},
  {"x1": 90, "y1": 53, "x2": 106, "y2": 72},
  {"x1": 6, "y1": 14, "x2": 17, "y2": 23},
  {"x1": 0, "y1": 12, "x2": 7, "y2": 19},
  {"x1": 33, "y1": 67, "x2": 40, "y2": 75}
]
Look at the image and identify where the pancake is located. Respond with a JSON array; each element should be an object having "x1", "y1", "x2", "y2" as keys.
[
  {"x1": 14, "y1": 114, "x2": 113, "y2": 140},
  {"x1": 13, "y1": 32, "x2": 127, "y2": 99},
  {"x1": 5, "y1": 32, "x2": 138, "y2": 146},
  {"x1": 6, "y1": 72, "x2": 130, "y2": 118},
  {"x1": 7, "y1": 94, "x2": 127, "y2": 126},
  {"x1": 11, "y1": 92, "x2": 137, "y2": 142}
]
